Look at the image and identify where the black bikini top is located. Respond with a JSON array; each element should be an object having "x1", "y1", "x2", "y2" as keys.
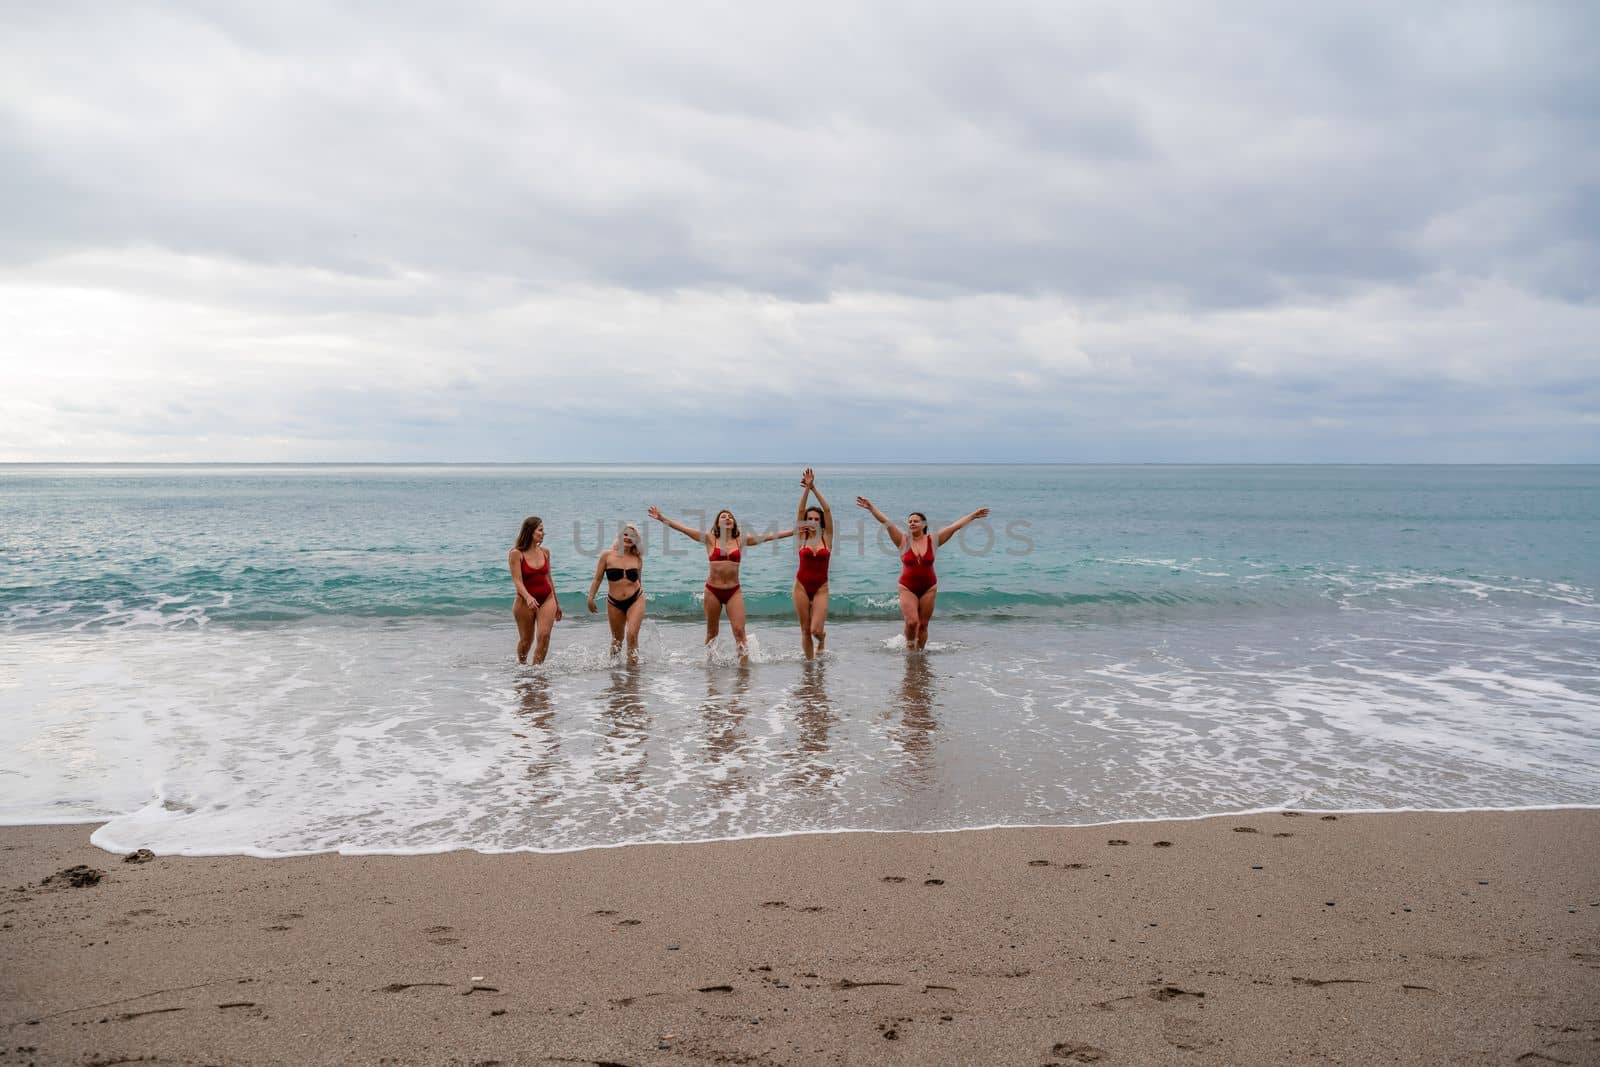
[{"x1": 606, "y1": 566, "x2": 640, "y2": 582}]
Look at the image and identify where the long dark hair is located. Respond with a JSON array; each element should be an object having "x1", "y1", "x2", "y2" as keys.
[
  {"x1": 515, "y1": 516, "x2": 543, "y2": 552},
  {"x1": 714, "y1": 509, "x2": 741, "y2": 541}
]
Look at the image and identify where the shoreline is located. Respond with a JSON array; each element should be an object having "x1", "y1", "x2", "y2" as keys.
[
  {"x1": 17, "y1": 800, "x2": 1592, "y2": 860},
  {"x1": 3, "y1": 810, "x2": 1597, "y2": 1065}
]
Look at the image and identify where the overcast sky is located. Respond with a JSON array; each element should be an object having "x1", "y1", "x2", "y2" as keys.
[{"x1": 2, "y1": 2, "x2": 1596, "y2": 462}]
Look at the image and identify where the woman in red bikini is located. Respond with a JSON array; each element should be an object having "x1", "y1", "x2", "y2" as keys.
[
  {"x1": 855, "y1": 497, "x2": 989, "y2": 651},
  {"x1": 509, "y1": 515, "x2": 562, "y2": 664},
  {"x1": 586, "y1": 523, "x2": 645, "y2": 661},
  {"x1": 793, "y1": 468, "x2": 833, "y2": 660},
  {"x1": 648, "y1": 504, "x2": 794, "y2": 658}
]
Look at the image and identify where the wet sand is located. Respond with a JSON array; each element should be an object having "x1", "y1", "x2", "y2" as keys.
[{"x1": 2, "y1": 810, "x2": 1597, "y2": 1065}]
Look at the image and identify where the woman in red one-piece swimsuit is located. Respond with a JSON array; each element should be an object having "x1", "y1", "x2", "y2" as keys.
[
  {"x1": 649, "y1": 503, "x2": 793, "y2": 659},
  {"x1": 509, "y1": 515, "x2": 562, "y2": 664},
  {"x1": 793, "y1": 468, "x2": 833, "y2": 660},
  {"x1": 855, "y1": 497, "x2": 989, "y2": 650}
]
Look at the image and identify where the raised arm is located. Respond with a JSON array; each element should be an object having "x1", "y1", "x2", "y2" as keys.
[
  {"x1": 648, "y1": 505, "x2": 706, "y2": 544},
  {"x1": 936, "y1": 507, "x2": 990, "y2": 547},
  {"x1": 856, "y1": 496, "x2": 905, "y2": 549},
  {"x1": 811, "y1": 483, "x2": 834, "y2": 543},
  {"x1": 796, "y1": 476, "x2": 813, "y2": 527}
]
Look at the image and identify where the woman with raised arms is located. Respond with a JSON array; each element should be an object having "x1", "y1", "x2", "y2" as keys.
[
  {"x1": 648, "y1": 504, "x2": 794, "y2": 659},
  {"x1": 793, "y1": 468, "x2": 833, "y2": 660},
  {"x1": 855, "y1": 497, "x2": 990, "y2": 651},
  {"x1": 510, "y1": 515, "x2": 561, "y2": 665},
  {"x1": 587, "y1": 523, "x2": 645, "y2": 661}
]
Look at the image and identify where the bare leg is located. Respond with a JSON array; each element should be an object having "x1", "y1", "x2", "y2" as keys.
[
  {"x1": 810, "y1": 586, "x2": 829, "y2": 655},
  {"x1": 915, "y1": 588, "x2": 938, "y2": 650},
  {"x1": 606, "y1": 599, "x2": 627, "y2": 656},
  {"x1": 532, "y1": 596, "x2": 559, "y2": 665},
  {"x1": 513, "y1": 597, "x2": 535, "y2": 663},
  {"x1": 624, "y1": 596, "x2": 646, "y2": 662},
  {"x1": 897, "y1": 587, "x2": 919, "y2": 646},
  {"x1": 703, "y1": 590, "x2": 722, "y2": 647},
  {"x1": 793, "y1": 581, "x2": 814, "y2": 660},
  {"x1": 727, "y1": 589, "x2": 749, "y2": 659}
]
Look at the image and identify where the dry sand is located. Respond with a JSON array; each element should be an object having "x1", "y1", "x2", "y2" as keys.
[{"x1": 1, "y1": 810, "x2": 1597, "y2": 1065}]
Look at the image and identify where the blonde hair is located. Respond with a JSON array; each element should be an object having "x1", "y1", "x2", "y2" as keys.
[{"x1": 613, "y1": 523, "x2": 643, "y2": 555}]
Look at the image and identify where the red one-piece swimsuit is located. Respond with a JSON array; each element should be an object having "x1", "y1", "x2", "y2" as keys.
[{"x1": 898, "y1": 538, "x2": 936, "y2": 596}]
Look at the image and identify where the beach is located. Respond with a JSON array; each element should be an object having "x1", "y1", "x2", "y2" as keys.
[
  {"x1": 4, "y1": 466, "x2": 1598, "y2": 1063},
  {"x1": 4, "y1": 809, "x2": 1597, "y2": 1065}
]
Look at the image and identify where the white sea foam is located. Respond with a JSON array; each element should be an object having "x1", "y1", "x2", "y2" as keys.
[{"x1": 4, "y1": 602, "x2": 1598, "y2": 858}]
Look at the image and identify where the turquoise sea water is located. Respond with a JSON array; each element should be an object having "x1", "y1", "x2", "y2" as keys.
[{"x1": 2, "y1": 464, "x2": 1597, "y2": 855}]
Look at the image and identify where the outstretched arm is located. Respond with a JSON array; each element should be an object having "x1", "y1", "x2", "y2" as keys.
[
  {"x1": 856, "y1": 496, "x2": 905, "y2": 549},
  {"x1": 747, "y1": 527, "x2": 796, "y2": 545},
  {"x1": 648, "y1": 505, "x2": 706, "y2": 544},
  {"x1": 936, "y1": 507, "x2": 990, "y2": 547}
]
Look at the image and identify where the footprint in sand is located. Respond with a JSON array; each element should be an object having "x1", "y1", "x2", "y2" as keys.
[
  {"x1": 1321, "y1": 815, "x2": 1338, "y2": 821},
  {"x1": 591, "y1": 909, "x2": 618, "y2": 917},
  {"x1": 1233, "y1": 827, "x2": 1259, "y2": 834},
  {"x1": 43, "y1": 866, "x2": 103, "y2": 889},
  {"x1": 116, "y1": 1007, "x2": 184, "y2": 1021},
  {"x1": 1028, "y1": 859, "x2": 1052, "y2": 867},
  {"x1": 881, "y1": 876, "x2": 906, "y2": 883},
  {"x1": 1273, "y1": 832, "x2": 1295, "y2": 838},
  {"x1": 924, "y1": 879, "x2": 945, "y2": 886},
  {"x1": 424, "y1": 925, "x2": 453, "y2": 934},
  {"x1": 1107, "y1": 839, "x2": 1129, "y2": 846},
  {"x1": 1150, "y1": 986, "x2": 1205, "y2": 1001},
  {"x1": 1152, "y1": 841, "x2": 1173, "y2": 848},
  {"x1": 1051, "y1": 1041, "x2": 1107, "y2": 1062}
]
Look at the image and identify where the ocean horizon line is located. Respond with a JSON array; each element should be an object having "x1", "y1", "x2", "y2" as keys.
[{"x1": 4, "y1": 460, "x2": 1597, "y2": 469}]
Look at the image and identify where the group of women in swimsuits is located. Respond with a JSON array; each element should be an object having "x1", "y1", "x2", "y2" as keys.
[{"x1": 508, "y1": 469, "x2": 989, "y2": 665}]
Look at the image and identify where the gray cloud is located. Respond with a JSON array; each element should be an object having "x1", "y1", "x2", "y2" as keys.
[{"x1": 0, "y1": 2, "x2": 1596, "y2": 461}]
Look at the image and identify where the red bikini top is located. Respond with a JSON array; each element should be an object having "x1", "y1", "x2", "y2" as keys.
[
  {"x1": 520, "y1": 551, "x2": 549, "y2": 575},
  {"x1": 708, "y1": 541, "x2": 742, "y2": 563}
]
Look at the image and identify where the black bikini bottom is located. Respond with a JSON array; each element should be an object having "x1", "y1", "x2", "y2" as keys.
[{"x1": 607, "y1": 589, "x2": 642, "y2": 613}]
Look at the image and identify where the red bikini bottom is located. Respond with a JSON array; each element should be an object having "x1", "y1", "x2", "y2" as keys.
[{"x1": 706, "y1": 583, "x2": 740, "y2": 605}]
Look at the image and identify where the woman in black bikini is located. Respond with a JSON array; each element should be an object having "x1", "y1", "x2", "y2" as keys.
[
  {"x1": 648, "y1": 504, "x2": 794, "y2": 659},
  {"x1": 587, "y1": 523, "x2": 645, "y2": 660}
]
